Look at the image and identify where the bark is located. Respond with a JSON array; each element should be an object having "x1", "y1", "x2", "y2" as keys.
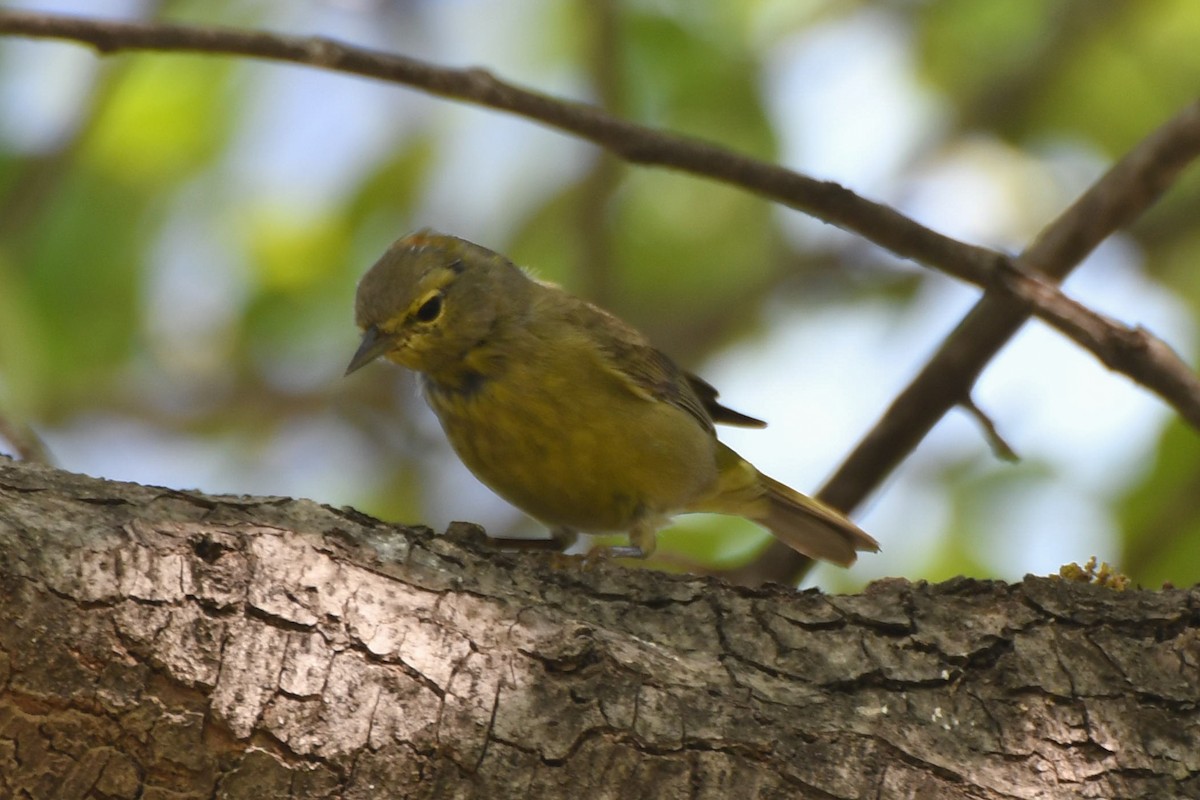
[{"x1": 0, "y1": 457, "x2": 1197, "y2": 800}]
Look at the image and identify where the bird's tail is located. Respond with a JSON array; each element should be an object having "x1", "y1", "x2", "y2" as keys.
[
  {"x1": 755, "y1": 472, "x2": 879, "y2": 566},
  {"x1": 700, "y1": 445, "x2": 880, "y2": 567}
]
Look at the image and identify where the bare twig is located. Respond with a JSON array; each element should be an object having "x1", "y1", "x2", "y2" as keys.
[
  {"x1": 960, "y1": 397, "x2": 1019, "y2": 463},
  {"x1": 0, "y1": 11, "x2": 1002, "y2": 285},
  {"x1": 999, "y1": 262, "x2": 1200, "y2": 431}
]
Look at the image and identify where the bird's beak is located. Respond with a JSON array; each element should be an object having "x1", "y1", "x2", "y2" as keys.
[{"x1": 345, "y1": 325, "x2": 393, "y2": 376}]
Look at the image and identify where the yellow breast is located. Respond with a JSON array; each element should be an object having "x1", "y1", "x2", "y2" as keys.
[{"x1": 423, "y1": 345, "x2": 718, "y2": 532}]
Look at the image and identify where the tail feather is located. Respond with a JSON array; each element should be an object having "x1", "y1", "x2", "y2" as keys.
[
  {"x1": 756, "y1": 474, "x2": 879, "y2": 567},
  {"x1": 701, "y1": 445, "x2": 879, "y2": 567}
]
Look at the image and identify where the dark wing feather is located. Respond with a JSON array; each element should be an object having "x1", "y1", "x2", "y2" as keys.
[
  {"x1": 684, "y1": 373, "x2": 767, "y2": 429},
  {"x1": 567, "y1": 294, "x2": 765, "y2": 432}
]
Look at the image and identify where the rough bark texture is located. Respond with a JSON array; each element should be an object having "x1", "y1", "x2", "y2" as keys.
[{"x1": 0, "y1": 457, "x2": 1197, "y2": 799}]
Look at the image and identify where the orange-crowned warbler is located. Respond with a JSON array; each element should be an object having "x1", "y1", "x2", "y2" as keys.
[{"x1": 347, "y1": 231, "x2": 878, "y2": 566}]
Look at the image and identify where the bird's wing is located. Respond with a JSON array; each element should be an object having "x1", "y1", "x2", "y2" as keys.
[{"x1": 569, "y1": 297, "x2": 764, "y2": 432}]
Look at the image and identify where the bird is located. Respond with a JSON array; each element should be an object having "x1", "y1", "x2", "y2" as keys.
[{"x1": 346, "y1": 230, "x2": 879, "y2": 567}]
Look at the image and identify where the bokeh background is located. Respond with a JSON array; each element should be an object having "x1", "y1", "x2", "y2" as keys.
[{"x1": 2, "y1": 0, "x2": 1199, "y2": 590}]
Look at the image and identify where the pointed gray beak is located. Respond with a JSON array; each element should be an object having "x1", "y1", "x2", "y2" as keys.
[{"x1": 345, "y1": 325, "x2": 393, "y2": 376}]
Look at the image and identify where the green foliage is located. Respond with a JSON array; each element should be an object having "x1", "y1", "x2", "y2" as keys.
[
  {"x1": 1117, "y1": 419, "x2": 1200, "y2": 587},
  {"x1": 1030, "y1": 2, "x2": 1200, "y2": 153},
  {"x1": 84, "y1": 58, "x2": 233, "y2": 186},
  {"x1": 20, "y1": 171, "x2": 144, "y2": 411},
  {"x1": 918, "y1": 1, "x2": 1200, "y2": 151},
  {"x1": 623, "y1": 6, "x2": 777, "y2": 159},
  {"x1": 917, "y1": 1, "x2": 1065, "y2": 111},
  {"x1": 657, "y1": 515, "x2": 772, "y2": 568}
]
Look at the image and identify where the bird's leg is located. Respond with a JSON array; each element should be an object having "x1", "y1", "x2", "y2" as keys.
[
  {"x1": 586, "y1": 521, "x2": 658, "y2": 561},
  {"x1": 550, "y1": 526, "x2": 579, "y2": 551}
]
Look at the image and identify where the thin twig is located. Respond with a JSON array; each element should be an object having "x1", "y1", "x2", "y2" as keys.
[
  {"x1": 998, "y1": 261, "x2": 1200, "y2": 432},
  {"x1": 0, "y1": 11, "x2": 1001, "y2": 285},
  {"x1": 959, "y1": 396, "x2": 1019, "y2": 463}
]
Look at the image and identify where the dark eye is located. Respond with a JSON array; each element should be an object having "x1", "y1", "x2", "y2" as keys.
[{"x1": 414, "y1": 292, "x2": 444, "y2": 323}]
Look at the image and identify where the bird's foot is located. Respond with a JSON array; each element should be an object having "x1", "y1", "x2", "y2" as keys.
[{"x1": 585, "y1": 544, "x2": 647, "y2": 563}]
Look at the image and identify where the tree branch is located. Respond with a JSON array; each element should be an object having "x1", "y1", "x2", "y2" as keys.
[
  {"x1": 0, "y1": 12, "x2": 1000, "y2": 285},
  {"x1": 2, "y1": 459, "x2": 1198, "y2": 798},
  {"x1": 959, "y1": 396, "x2": 1019, "y2": 463}
]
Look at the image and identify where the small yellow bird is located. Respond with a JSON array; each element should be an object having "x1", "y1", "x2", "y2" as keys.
[{"x1": 346, "y1": 230, "x2": 879, "y2": 566}]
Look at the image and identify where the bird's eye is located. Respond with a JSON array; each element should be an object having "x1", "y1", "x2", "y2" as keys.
[{"x1": 414, "y1": 292, "x2": 444, "y2": 323}]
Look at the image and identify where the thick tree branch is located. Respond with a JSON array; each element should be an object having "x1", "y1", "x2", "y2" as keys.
[{"x1": 2, "y1": 460, "x2": 1198, "y2": 798}]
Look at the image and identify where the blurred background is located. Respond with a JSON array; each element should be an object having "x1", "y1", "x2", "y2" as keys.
[{"x1": 2, "y1": 0, "x2": 1199, "y2": 590}]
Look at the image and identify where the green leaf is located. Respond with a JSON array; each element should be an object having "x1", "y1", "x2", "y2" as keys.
[{"x1": 83, "y1": 57, "x2": 234, "y2": 188}]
